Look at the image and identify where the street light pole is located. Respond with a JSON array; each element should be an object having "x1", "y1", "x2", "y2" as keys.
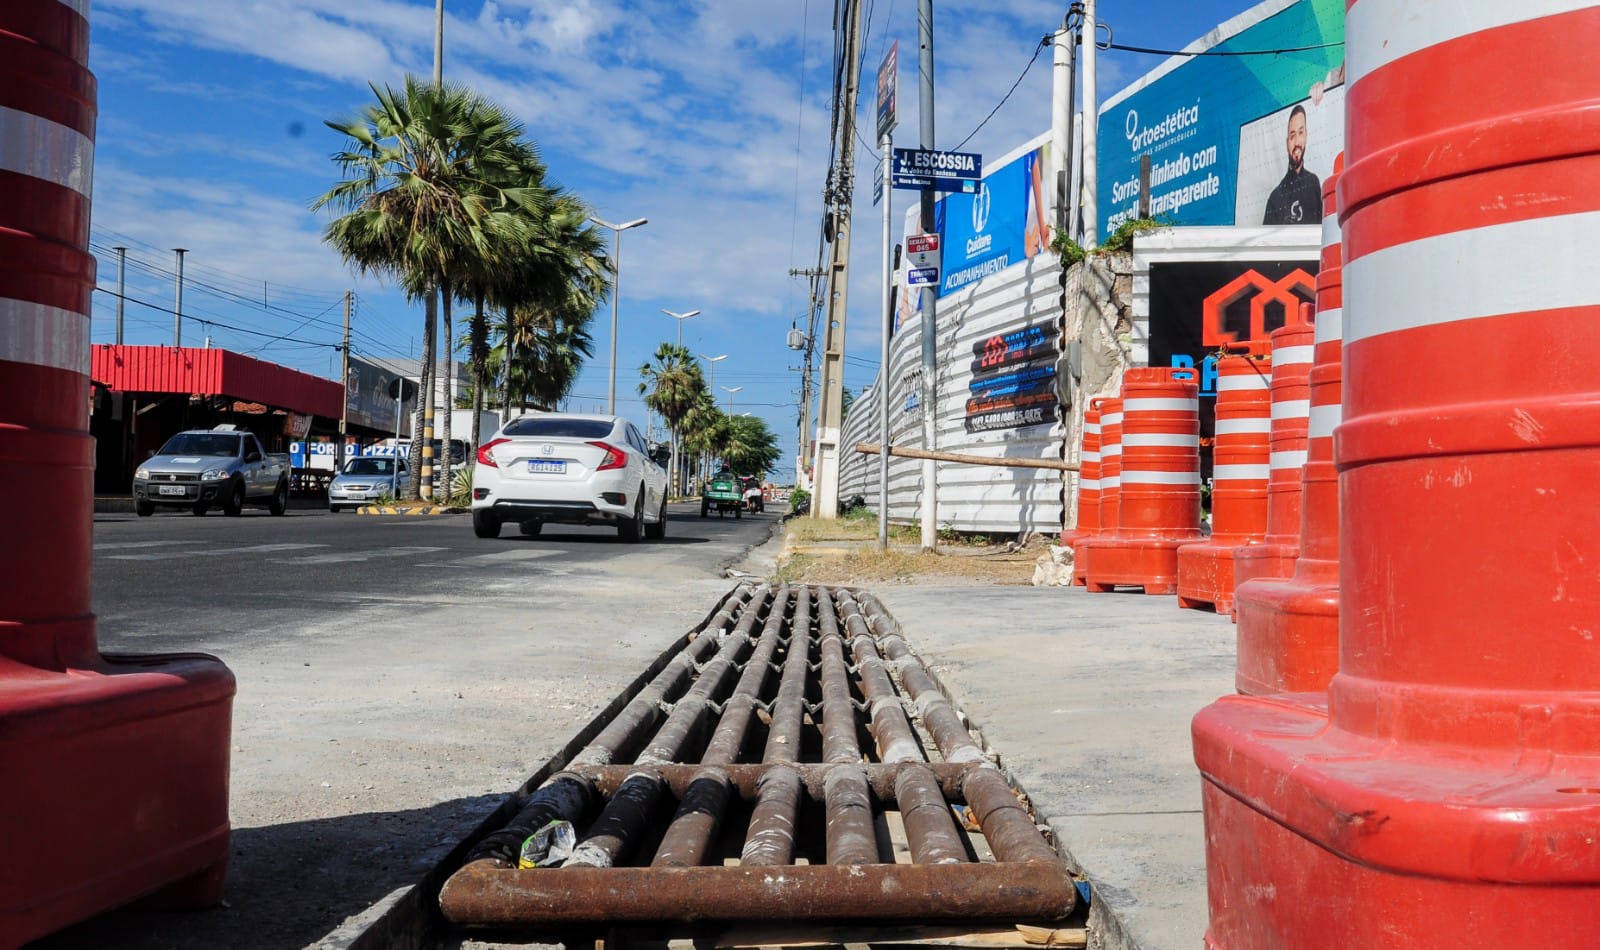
[
  {"x1": 172, "y1": 248, "x2": 187, "y2": 347},
  {"x1": 589, "y1": 216, "x2": 648, "y2": 414},
  {"x1": 722, "y1": 385, "x2": 743, "y2": 412},
  {"x1": 662, "y1": 308, "x2": 701, "y2": 348}
]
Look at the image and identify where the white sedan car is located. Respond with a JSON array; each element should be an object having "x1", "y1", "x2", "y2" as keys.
[{"x1": 470, "y1": 413, "x2": 669, "y2": 541}]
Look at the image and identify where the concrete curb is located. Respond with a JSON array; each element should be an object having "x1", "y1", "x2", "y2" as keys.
[
  {"x1": 94, "y1": 496, "x2": 326, "y2": 514},
  {"x1": 354, "y1": 505, "x2": 466, "y2": 516}
]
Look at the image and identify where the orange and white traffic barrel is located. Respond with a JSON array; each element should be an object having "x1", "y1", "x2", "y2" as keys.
[
  {"x1": 1060, "y1": 401, "x2": 1102, "y2": 548},
  {"x1": 1176, "y1": 353, "x2": 1271, "y2": 613},
  {"x1": 1231, "y1": 169, "x2": 1344, "y2": 694},
  {"x1": 1197, "y1": 4, "x2": 1600, "y2": 946},
  {"x1": 1229, "y1": 319, "x2": 1314, "y2": 605},
  {"x1": 1084, "y1": 369, "x2": 1202, "y2": 595},
  {"x1": 1073, "y1": 397, "x2": 1119, "y2": 586},
  {"x1": 0, "y1": 4, "x2": 235, "y2": 946}
]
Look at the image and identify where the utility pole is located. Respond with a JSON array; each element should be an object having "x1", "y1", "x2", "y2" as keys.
[
  {"x1": 917, "y1": 0, "x2": 939, "y2": 551},
  {"x1": 112, "y1": 246, "x2": 127, "y2": 345},
  {"x1": 172, "y1": 248, "x2": 187, "y2": 347},
  {"x1": 1082, "y1": 0, "x2": 1099, "y2": 248},
  {"x1": 1051, "y1": 12, "x2": 1079, "y2": 237},
  {"x1": 812, "y1": 0, "x2": 865, "y2": 518},
  {"x1": 789, "y1": 267, "x2": 824, "y2": 490},
  {"x1": 338, "y1": 290, "x2": 352, "y2": 471},
  {"x1": 433, "y1": 0, "x2": 444, "y2": 87}
]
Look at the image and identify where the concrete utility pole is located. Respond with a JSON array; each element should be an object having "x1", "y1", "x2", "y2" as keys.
[
  {"x1": 433, "y1": 0, "x2": 444, "y2": 86},
  {"x1": 113, "y1": 246, "x2": 127, "y2": 345},
  {"x1": 788, "y1": 267, "x2": 825, "y2": 490},
  {"x1": 172, "y1": 248, "x2": 187, "y2": 347},
  {"x1": 1051, "y1": 13, "x2": 1079, "y2": 237},
  {"x1": 917, "y1": 0, "x2": 938, "y2": 551},
  {"x1": 812, "y1": 0, "x2": 865, "y2": 518},
  {"x1": 1082, "y1": 0, "x2": 1099, "y2": 248},
  {"x1": 338, "y1": 290, "x2": 351, "y2": 470}
]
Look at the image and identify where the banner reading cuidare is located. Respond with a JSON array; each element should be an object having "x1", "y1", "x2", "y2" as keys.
[
  {"x1": 936, "y1": 143, "x2": 1051, "y2": 298},
  {"x1": 1096, "y1": 0, "x2": 1344, "y2": 236}
]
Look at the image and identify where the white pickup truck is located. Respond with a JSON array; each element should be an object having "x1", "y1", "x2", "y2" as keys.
[{"x1": 133, "y1": 426, "x2": 291, "y2": 517}]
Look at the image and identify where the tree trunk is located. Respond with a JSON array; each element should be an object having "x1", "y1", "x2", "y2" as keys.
[
  {"x1": 410, "y1": 290, "x2": 437, "y2": 500},
  {"x1": 438, "y1": 280, "x2": 454, "y2": 497}
]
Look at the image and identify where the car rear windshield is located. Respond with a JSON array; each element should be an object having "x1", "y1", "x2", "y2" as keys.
[
  {"x1": 344, "y1": 458, "x2": 396, "y2": 475},
  {"x1": 157, "y1": 433, "x2": 241, "y2": 457},
  {"x1": 502, "y1": 418, "x2": 615, "y2": 439}
]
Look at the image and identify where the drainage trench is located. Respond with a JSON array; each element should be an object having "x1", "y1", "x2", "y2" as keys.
[{"x1": 440, "y1": 584, "x2": 1076, "y2": 934}]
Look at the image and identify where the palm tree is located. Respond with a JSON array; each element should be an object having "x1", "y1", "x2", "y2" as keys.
[
  {"x1": 719, "y1": 415, "x2": 783, "y2": 476},
  {"x1": 314, "y1": 76, "x2": 535, "y2": 497},
  {"x1": 639, "y1": 343, "x2": 706, "y2": 495}
]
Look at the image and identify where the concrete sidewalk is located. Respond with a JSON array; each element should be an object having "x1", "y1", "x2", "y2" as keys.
[{"x1": 873, "y1": 584, "x2": 1235, "y2": 950}]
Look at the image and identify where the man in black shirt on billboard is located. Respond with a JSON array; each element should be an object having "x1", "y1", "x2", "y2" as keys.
[{"x1": 1262, "y1": 105, "x2": 1322, "y2": 225}]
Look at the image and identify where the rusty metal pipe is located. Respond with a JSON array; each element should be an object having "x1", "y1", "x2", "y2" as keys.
[
  {"x1": 823, "y1": 765, "x2": 879, "y2": 865},
  {"x1": 894, "y1": 765, "x2": 970, "y2": 865},
  {"x1": 864, "y1": 613, "x2": 986, "y2": 764},
  {"x1": 439, "y1": 859, "x2": 1077, "y2": 925},
  {"x1": 847, "y1": 630, "x2": 922, "y2": 764},
  {"x1": 740, "y1": 765, "x2": 803, "y2": 866},
  {"x1": 468, "y1": 772, "x2": 599, "y2": 865},
  {"x1": 961, "y1": 766, "x2": 1060, "y2": 865},
  {"x1": 650, "y1": 769, "x2": 731, "y2": 868},
  {"x1": 570, "y1": 762, "x2": 976, "y2": 801},
  {"x1": 763, "y1": 588, "x2": 812, "y2": 762},
  {"x1": 566, "y1": 770, "x2": 663, "y2": 868},
  {"x1": 700, "y1": 587, "x2": 789, "y2": 765},
  {"x1": 633, "y1": 589, "x2": 766, "y2": 766},
  {"x1": 816, "y1": 594, "x2": 861, "y2": 764}
]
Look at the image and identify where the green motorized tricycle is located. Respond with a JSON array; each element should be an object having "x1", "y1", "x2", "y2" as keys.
[{"x1": 701, "y1": 470, "x2": 744, "y2": 518}]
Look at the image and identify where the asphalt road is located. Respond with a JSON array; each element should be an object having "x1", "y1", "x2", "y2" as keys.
[{"x1": 36, "y1": 504, "x2": 777, "y2": 950}]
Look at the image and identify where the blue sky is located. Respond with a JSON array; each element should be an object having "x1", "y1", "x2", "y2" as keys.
[{"x1": 86, "y1": 0, "x2": 1255, "y2": 479}]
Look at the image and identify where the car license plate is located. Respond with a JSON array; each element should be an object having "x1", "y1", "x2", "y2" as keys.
[
  {"x1": 527, "y1": 460, "x2": 566, "y2": 474},
  {"x1": 158, "y1": 485, "x2": 186, "y2": 496}
]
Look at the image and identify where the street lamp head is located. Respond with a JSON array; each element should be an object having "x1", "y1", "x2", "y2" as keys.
[
  {"x1": 619, "y1": 217, "x2": 648, "y2": 230},
  {"x1": 589, "y1": 216, "x2": 648, "y2": 232},
  {"x1": 662, "y1": 308, "x2": 701, "y2": 320},
  {"x1": 702, "y1": 354, "x2": 728, "y2": 363},
  {"x1": 722, "y1": 386, "x2": 743, "y2": 395}
]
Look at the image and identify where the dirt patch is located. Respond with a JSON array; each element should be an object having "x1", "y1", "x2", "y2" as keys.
[{"x1": 776, "y1": 536, "x2": 1045, "y2": 587}]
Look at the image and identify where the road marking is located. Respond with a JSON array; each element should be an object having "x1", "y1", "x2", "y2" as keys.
[
  {"x1": 278, "y1": 546, "x2": 449, "y2": 565},
  {"x1": 422, "y1": 549, "x2": 564, "y2": 567},
  {"x1": 95, "y1": 540, "x2": 205, "y2": 551},
  {"x1": 109, "y1": 543, "x2": 328, "y2": 561}
]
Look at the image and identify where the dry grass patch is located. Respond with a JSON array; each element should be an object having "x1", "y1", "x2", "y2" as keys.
[{"x1": 777, "y1": 545, "x2": 1040, "y2": 587}]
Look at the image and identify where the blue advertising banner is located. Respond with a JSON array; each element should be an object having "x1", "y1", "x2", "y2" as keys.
[
  {"x1": 937, "y1": 146, "x2": 1049, "y2": 297},
  {"x1": 1095, "y1": 0, "x2": 1345, "y2": 237}
]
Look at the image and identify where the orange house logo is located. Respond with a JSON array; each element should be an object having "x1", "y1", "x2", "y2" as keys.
[{"x1": 1200, "y1": 268, "x2": 1316, "y2": 349}]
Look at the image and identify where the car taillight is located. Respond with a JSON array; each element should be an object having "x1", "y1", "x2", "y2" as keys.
[
  {"x1": 477, "y1": 438, "x2": 510, "y2": 468},
  {"x1": 588, "y1": 441, "x2": 627, "y2": 471}
]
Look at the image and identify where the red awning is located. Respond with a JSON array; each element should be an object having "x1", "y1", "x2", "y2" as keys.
[{"x1": 91, "y1": 345, "x2": 343, "y2": 419}]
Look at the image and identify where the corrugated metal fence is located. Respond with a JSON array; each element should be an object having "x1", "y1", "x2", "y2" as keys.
[{"x1": 837, "y1": 253, "x2": 1066, "y2": 535}]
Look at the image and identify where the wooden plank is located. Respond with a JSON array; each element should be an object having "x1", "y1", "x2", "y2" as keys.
[{"x1": 667, "y1": 922, "x2": 1088, "y2": 948}]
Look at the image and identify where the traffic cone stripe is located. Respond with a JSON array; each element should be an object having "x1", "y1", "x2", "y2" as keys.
[
  {"x1": 1123, "y1": 432, "x2": 1199, "y2": 449},
  {"x1": 1346, "y1": 0, "x2": 1581, "y2": 84},
  {"x1": 1213, "y1": 464, "x2": 1270, "y2": 482},
  {"x1": 1078, "y1": 479, "x2": 1100, "y2": 491},
  {"x1": 1122, "y1": 397, "x2": 1197, "y2": 414},
  {"x1": 1344, "y1": 211, "x2": 1600, "y2": 345},
  {"x1": 1270, "y1": 399, "x2": 1310, "y2": 422},
  {"x1": 53, "y1": 0, "x2": 90, "y2": 15},
  {"x1": 1269, "y1": 451, "x2": 1308, "y2": 471},
  {"x1": 1271, "y1": 344, "x2": 1313, "y2": 366},
  {"x1": 1308, "y1": 403, "x2": 1340, "y2": 441},
  {"x1": 1313, "y1": 307, "x2": 1341, "y2": 344},
  {"x1": 1122, "y1": 470, "x2": 1202, "y2": 486},
  {"x1": 1217, "y1": 373, "x2": 1270, "y2": 393},
  {"x1": 0, "y1": 106, "x2": 94, "y2": 196},
  {"x1": 1099, "y1": 411, "x2": 1123, "y2": 426},
  {"x1": 0, "y1": 298, "x2": 88, "y2": 373},
  {"x1": 1217, "y1": 417, "x2": 1272, "y2": 436}
]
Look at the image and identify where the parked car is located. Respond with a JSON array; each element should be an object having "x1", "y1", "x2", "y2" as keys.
[
  {"x1": 328, "y1": 456, "x2": 409, "y2": 511},
  {"x1": 470, "y1": 413, "x2": 669, "y2": 541},
  {"x1": 702, "y1": 470, "x2": 743, "y2": 518},
  {"x1": 133, "y1": 426, "x2": 290, "y2": 517}
]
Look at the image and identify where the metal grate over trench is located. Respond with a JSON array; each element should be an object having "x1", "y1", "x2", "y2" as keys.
[{"x1": 439, "y1": 584, "x2": 1076, "y2": 930}]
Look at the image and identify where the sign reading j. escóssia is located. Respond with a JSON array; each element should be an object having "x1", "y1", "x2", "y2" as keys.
[{"x1": 1095, "y1": 0, "x2": 1345, "y2": 237}]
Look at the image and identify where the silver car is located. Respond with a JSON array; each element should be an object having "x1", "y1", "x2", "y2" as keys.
[{"x1": 328, "y1": 456, "x2": 408, "y2": 511}]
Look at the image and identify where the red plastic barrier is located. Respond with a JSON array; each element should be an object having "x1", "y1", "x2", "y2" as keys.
[
  {"x1": 1229, "y1": 169, "x2": 1344, "y2": 694},
  {"x1": 1073, "y1": 398, "x2": 1120, "y2": 586},
  {"x1": 1084, "y1": 369, "x2": 1202, "y2": 595},
  {"x1": 0, "y1": 5, "x2": 235, "y2": 946},
  {"x1": 1177, "y1": 354, "x2": 1271, "y2": 613},
  {"x1": 1228, "y1": 319, "x2": 1314, "y2": 608},
  {"x1": 1060, "y1": 402, "x2": 1102, "y2": 548},
  {"x1": 1196, "y1": 4, "x2": 1600, "y2": 945}
]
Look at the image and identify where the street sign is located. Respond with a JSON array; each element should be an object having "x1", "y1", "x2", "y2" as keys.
[
  {"x1": 907, "y1": 266, "x2": 940, "y2": 287},
  {"x1": 891, "y1": 148, "x2": 982, "y2": 193},
  {"x1": 873, "y1": 159, "x2": 885, "y2": 207},
  {"x1": 876, "y1": 41, "x2": 898, "y2": 139},
  {"x1": 387, "y1": 377, "x2": 418, "y2": 402},
  {"x1": 906, "y1": 233, "x2": 941, "y2": 269}
]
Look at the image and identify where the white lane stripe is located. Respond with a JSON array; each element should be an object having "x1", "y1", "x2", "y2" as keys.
[
  {"x1": 1271, "y1": 399, "x2": 1311, "y2": 421},
  {"x1": 57, "y1": 0, "x2": 91, "y2": 17},
  {"x1": 1217, "y1": 417, "x2": 1272, "y2": 436},
  {"x1": 1078, "y1": 479, "x2": 1101, "y2": 490},
  {"x1": 0, "y1": 297, "x2": 89, "y2": 374},
  {"x1": 1123, "y1": 432, "x2": 1200, "y2": 448},
  {"x1": 1348, "y1": 0, "x2": 1580, "y2": 84},
  {"x1": 1273, "y1": 345, "x2": 1314, "y2": 366},
  {"x1": 1122, "y1": 470, "x2": 1202, "y2": 486},
  {"x1": 1, "y1": 106, "x2": 94, "y2": 197},
  {"x1": 110, "y1": 543, "x2": 327, "y2": 561},
  {"x1": 1218, "y1": 372, "x2": 1271, "y2": 392},
  {"x1": 279, "y1": 546, "x2": 448, "y2": 565},
  {"x1": 1213, "y1": 464, "x2": 1270, "y2": 482},
  {"x1": 96, "y1": 540, "x2": 203, "y2": 551},
  {"x1": 1345, "y1": 211, "x2": 1600, "y2": 344},
  {"x1": 1271, "y1": 450, "x2": 1309, "y2": 470},
  {"x1": 430, "y1": 549, "x2": 561, "y2": 566},
  {"x1": 1100, "y1": 412, "x2": 1123, "y2": 426},
  {"x1": 1309, "y1": 404, "x2": 1341, "y2": 440},
  {"x1": 1315, "y1": 307, "x2": 1342, "y2": 345},
  {"x1": 1123, "y1": 398, "x2": 1198, "y2": 414}
]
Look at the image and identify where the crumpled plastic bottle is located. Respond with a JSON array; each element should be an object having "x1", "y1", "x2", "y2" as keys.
[{"x1": 517, "y1": 819, "x2": 578, "y2": 869}]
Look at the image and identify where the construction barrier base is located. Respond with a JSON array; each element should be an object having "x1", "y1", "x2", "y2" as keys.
[
  {"x1": 1174, "y1": 540, "x2": 1250, "y2": 614},
  {"x1": 1070, "y1": 538, "x2": 1092, "y2": 587},
  {"x1": 1194, "y1": 692, "x2": 1600, "y2": 949},
  {"x1": 1083, "y1": 536, "x2": 1198, "y2": 596},
  {"x1": 0, "y1": 651, "x2": 235, "y2": 948},
  {"x1": 1227, "y1": 541, "x2": 1300, "y2": 612},
  {"x1": 1230, "y1": 569, "x2": 1337, "y2": 696}
]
